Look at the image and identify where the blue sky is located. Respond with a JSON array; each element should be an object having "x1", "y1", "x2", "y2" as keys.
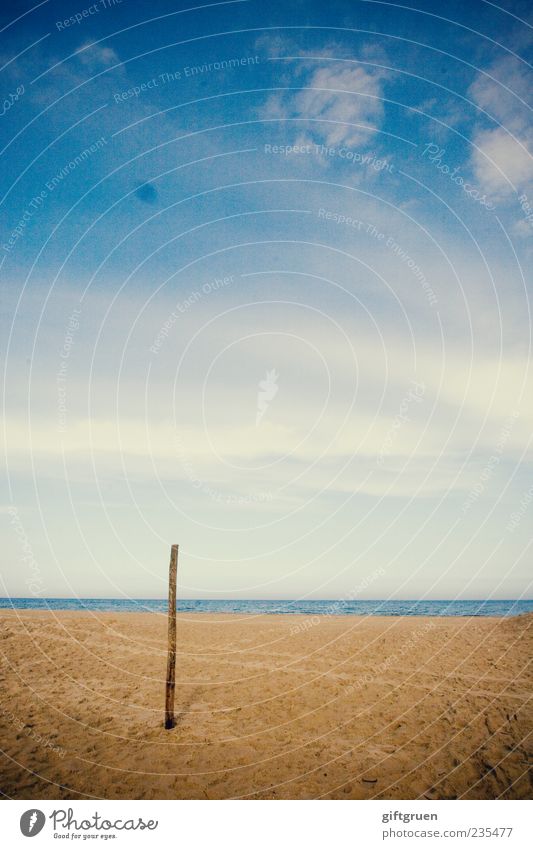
[{"x1": 1, "y1": 0, "x2": 532, "y2": 600}]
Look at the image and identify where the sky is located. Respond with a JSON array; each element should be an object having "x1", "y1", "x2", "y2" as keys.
[{"x1": 1, "y1": 0, "x2": 532, "y2": 600}]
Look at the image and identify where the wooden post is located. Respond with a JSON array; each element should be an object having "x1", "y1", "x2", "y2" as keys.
[{"x1": 164, "y1": 544, "x2": 178, "y2": 729}]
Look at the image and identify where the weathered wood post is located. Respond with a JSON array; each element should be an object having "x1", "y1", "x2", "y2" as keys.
[{"x1": 164, "y1": 544, "x2": 178, "y2": 729}]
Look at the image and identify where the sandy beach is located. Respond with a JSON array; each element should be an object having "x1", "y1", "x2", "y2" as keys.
[{"x1": 0, "y1": 610, "x2": 531, "y2": 800}]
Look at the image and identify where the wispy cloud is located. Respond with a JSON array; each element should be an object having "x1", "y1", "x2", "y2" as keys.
[
  {"x1": 4, "y1": 312, "x2": 531, "y2": 504},
  {"x1": 76, "y1": 42, "x2": 119, "y2": 69}
]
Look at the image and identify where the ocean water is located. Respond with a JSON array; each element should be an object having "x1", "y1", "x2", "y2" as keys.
[{"x1": 0, "y1": 598, "x2": 532, "y2": 617}]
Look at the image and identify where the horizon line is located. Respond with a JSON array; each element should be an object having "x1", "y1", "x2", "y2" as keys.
[{"x1": 1, "y1": 597, "x2": 531, "y2": 603}]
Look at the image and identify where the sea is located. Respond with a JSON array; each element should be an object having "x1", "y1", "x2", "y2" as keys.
[{"x1": 0, "y1": 598, "x2": 532, "y2": 617}]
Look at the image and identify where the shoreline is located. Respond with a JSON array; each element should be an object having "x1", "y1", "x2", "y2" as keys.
[{"x1": 0, "y1": 607, "x2": 520, "y2": 619}]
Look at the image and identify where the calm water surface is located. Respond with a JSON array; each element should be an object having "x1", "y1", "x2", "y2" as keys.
[{"x1": 1, "y1": 598, "x2": 532, "y2": 616}]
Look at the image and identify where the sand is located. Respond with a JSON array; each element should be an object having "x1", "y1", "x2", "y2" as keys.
[{"x1": 0, "y1": 609, "x2": 531, "y2": 800}]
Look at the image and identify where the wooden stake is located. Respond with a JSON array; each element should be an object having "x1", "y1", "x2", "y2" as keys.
[{"x1": 164, "y1": 544, "x2": 178, "y2": 729}]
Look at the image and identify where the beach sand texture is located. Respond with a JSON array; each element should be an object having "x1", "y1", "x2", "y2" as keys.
[{"x1": 0, "y1": 610, "x2": 531, "y2": 799}]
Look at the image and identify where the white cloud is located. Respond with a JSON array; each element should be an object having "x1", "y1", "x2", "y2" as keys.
[
  {"x1": 469, "y1": 56, "x2": 533, "y2": 196},
  {"x1": 261, "y1": 46, "x2": 388, "y2": 149},
  {"x1": 469, "y1": 57, "x2": 531, "y2": 132},
  {"x1": 471, "y1": 127, "x2": 533, "y2": 195}
]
